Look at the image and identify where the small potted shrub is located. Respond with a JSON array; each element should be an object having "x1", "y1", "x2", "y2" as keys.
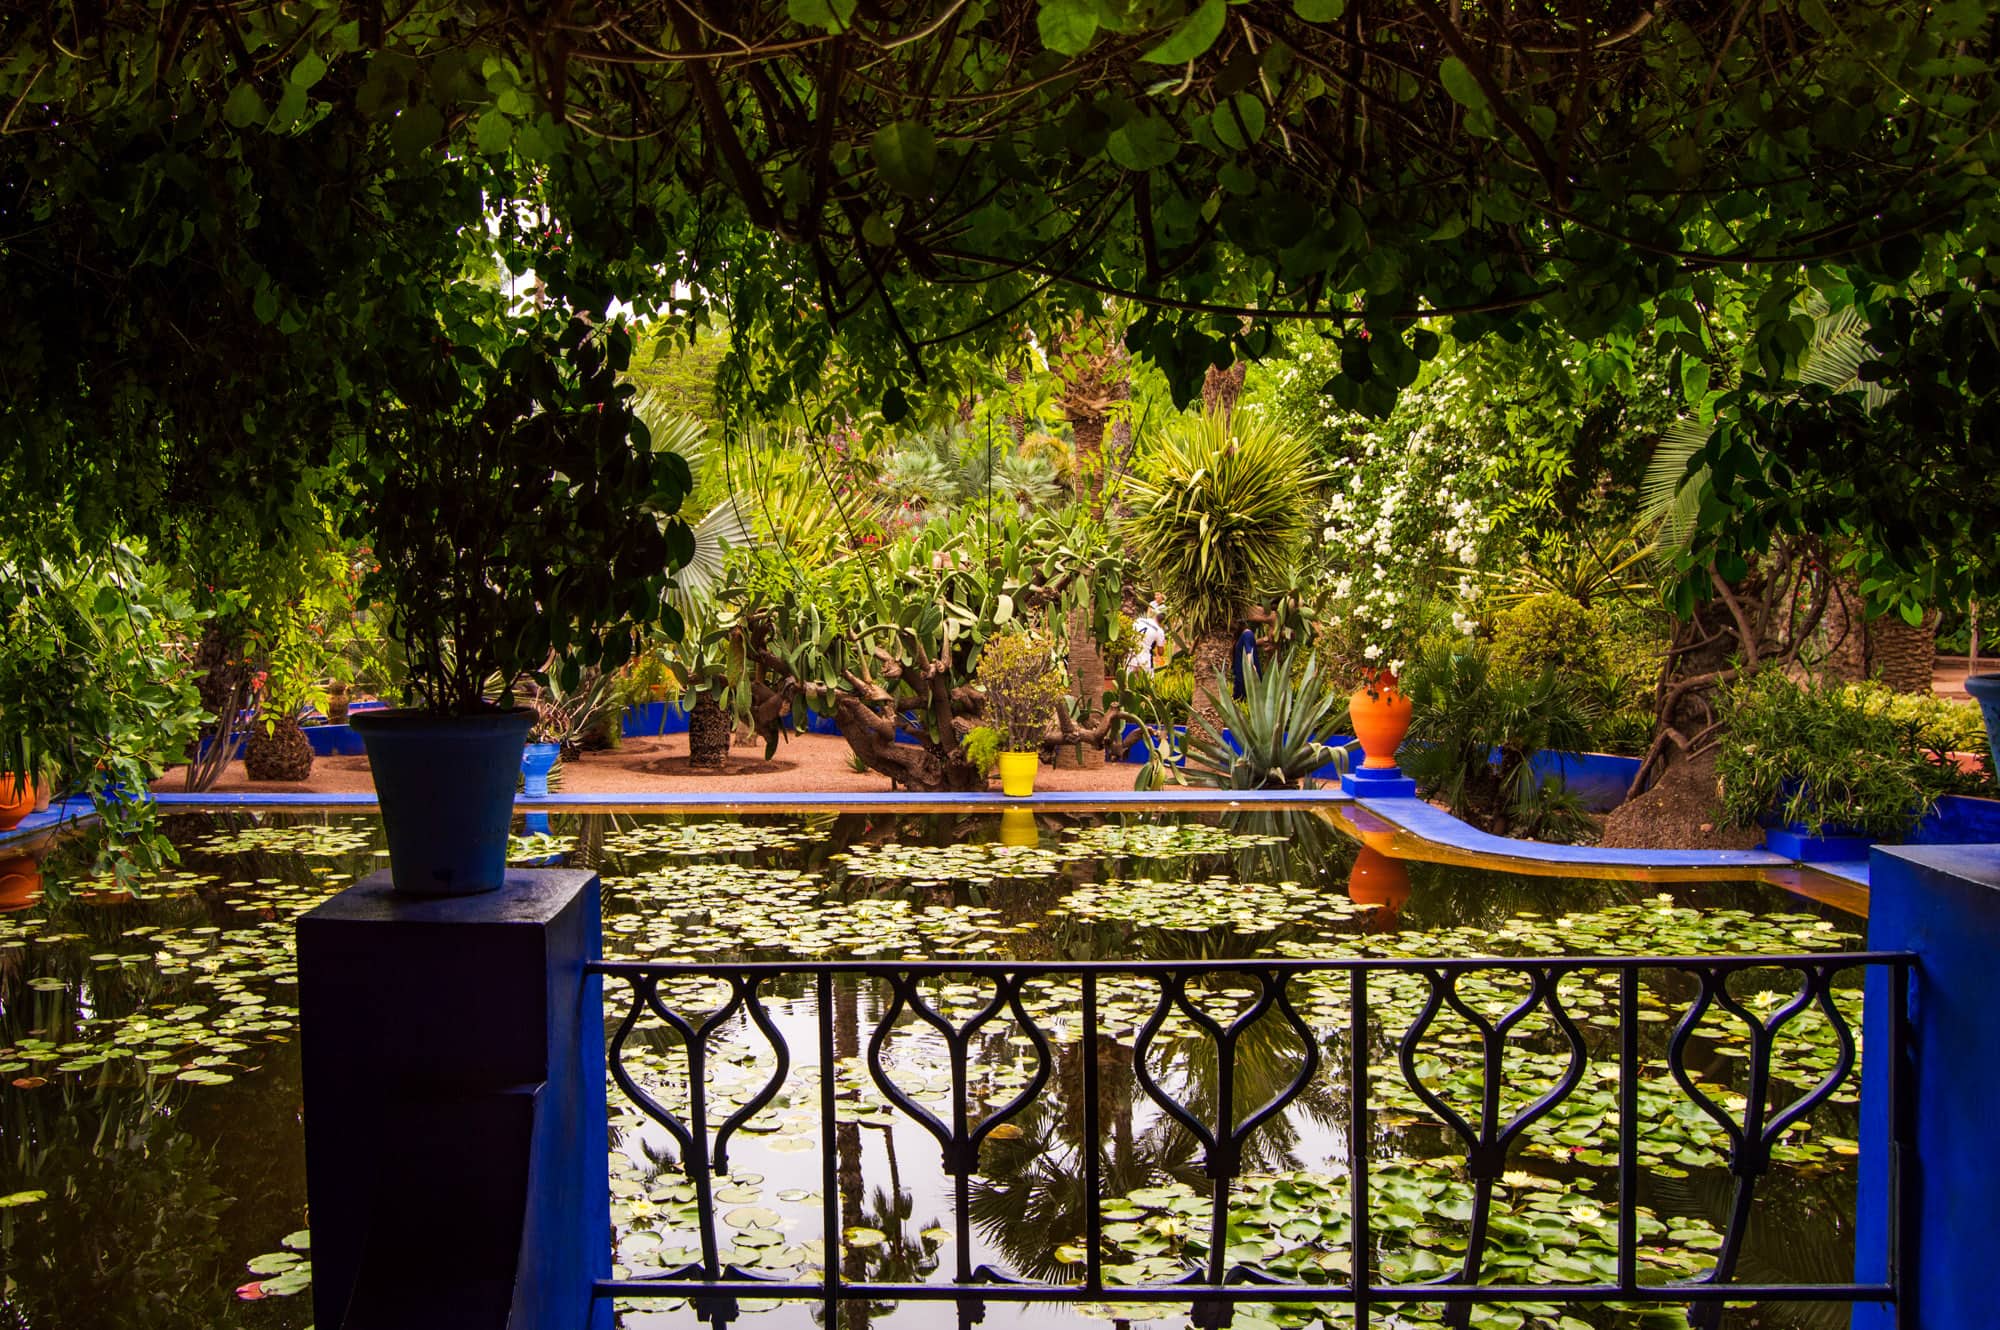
[
  {"x1": 976, "y1": 628, "x2": 1068, "y2": 796},
  {"x1": 348, "y1": 314, "x2": 693, "y2": 894},
  {"x1": 1716, "y1": 672, "x2": 1978, "y2": 856}
]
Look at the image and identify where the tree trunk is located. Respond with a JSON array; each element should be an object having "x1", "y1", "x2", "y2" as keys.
[
  {"x1": 1202, "y1": 361, "x2": 1246, "y2": 417},
  {"x1": 1628, "y1": 544, "x2": 1830, "y2": 800},
  {"x1": 1068, "y1": 606, "x2": 1106, "y2": 768},
  {"x1": 829, "y1": 693, "x2": 984, "y2": 791},
  {"x1": 687, "y1": 693, "x2": 732, "y2": 769},
  {"x1": 1816, "y1": 575, "x2": 1870, "y2": 683},
  {"x1": 244, "y1": 715, "x2": 315, "y2": 782},
  {"x1": 1070, "y1": 412, "x2": 1107, "y2": 518},
  {"x1": 186, "y1": 619, "x2": 254, "y2": 792},
  {"x1": 1870, "y1": 610, "x2": 1940, "y2": 694},
  {"x1": 1189, "y1": 629, "x2": 1237, "y2": 734}
]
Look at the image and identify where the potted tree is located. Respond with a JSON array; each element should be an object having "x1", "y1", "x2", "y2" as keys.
[
  {"x1": 348, "y1": 312, "x2": 693, "y2": 895},
  {"x1": 976, "y1": 627, "x2": 1069, "y2": 797}
]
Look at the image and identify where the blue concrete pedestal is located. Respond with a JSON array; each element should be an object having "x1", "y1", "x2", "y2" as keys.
[
  {"x1": 1340, "y1": 764, "x2": 1418, "y2": 799},
  {"x1": 1853, "y1": 844, "x2": 2000, "y2": 1329},
  {"x1": 298, "y1": 869, "x2": 610, "y2": 1330}
]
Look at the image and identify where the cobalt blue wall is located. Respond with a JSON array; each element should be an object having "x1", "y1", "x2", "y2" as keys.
[{"x1": 1853, "y1": 844, "x2": 2000, "y2": 1329}]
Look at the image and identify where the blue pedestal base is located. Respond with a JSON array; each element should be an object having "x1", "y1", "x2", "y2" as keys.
[
  {"x1": 298, "y1": 869, "x2": 610, "y2": 1330},
  {"x1": 1341, "y1": 765, "x2": 1418, "y2": 798}
]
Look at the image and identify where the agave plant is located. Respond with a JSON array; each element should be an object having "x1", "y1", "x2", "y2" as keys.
[
  {"x1": 1120, "y1": 407, "x2": 1325, "y2": 634},
  {"x1": 1184, "y1": 652, "x2": 1350, "y2": 790}
]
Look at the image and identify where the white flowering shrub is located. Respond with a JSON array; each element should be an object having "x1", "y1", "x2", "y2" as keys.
[
  {"x1": 1255, "y1": 334, "x2": 1524, "y2": 678},
  {"x1": 1250, "y1": 319, "x2": 1684, "y2": 684}
]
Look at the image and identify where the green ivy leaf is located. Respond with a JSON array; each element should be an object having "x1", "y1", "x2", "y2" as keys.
[
  {"x1": 475, "y1": 110, "x2": 512, "y2": 157},
  {"x1": 1438, "y1": 57, "x2": 1488, "y2": 111},
  {"x1": 223, "y1": 83, "x2": 266, "y2": 129},
  {"x1": 1210, "y1": 94, "x2": 1267, "y2": 150},
  {"x1": 1293, "y1": 0, "x2": 1347, "y2": 20},
  {"x1": 1106, "y1": 115, "x2": 1180, "y2": 171},
  {"x1": 788, "y1": 0, "x2": 857, "y2": 31},
  {"x1": 870, "y1": 121, "x2": 937, "y2": 197},
  {"x1": 1037, "y1": 0, "x2": 1099, "y2": 54},
  {"x1": 1141, "y1": 0, "x2": 1226, "y2": 65},
  {"x1": 290, "y1": 51, "x2": 328, "y2": 89}
]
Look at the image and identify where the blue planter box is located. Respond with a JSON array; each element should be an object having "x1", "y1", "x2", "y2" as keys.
[
  {"x1": 620, "y1": 702, "x2": 690, "y2": 736},
  {"x1": 304, "y1": 724, "x2": 367, "y2": 757},
  {"x1": 1763, "y1": 822, "x2": 1876, "y2": 862},
  {"x1": 1119, "y1": 724, "x2": 1189, "y2": 767},
  {"x1": 1910, "y1": 793, "x2": 2000, "y2": 845},
  {"x1": 1521, "y1": 750, "x2": 1642, "y2": 813}
]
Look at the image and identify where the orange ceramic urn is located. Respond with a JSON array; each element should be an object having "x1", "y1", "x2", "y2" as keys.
[
  {"x1": 0, "y1": 776, "x2": 34, "y2": 832},
  {"x1": 1348, "y1": 676, "x2": 1413, "y2": 769}
]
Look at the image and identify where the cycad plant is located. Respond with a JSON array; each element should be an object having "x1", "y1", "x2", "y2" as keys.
[
  {"x1": 1184, "y1": 652, "x2": 1349, "y2": 790},
  {"x1": 1398, "y1": 637, "x2": 1597, "y2": 841},
  {"x1": 1121, "y1": 408, "x2": 1325, "y2": 634}
]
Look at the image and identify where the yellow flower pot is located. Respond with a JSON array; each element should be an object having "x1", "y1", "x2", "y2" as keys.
[{"x1": 998, "y1": 751, "x2": 1039, "y2": 798}]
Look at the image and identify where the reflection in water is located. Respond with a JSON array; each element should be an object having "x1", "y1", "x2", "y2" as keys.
[{"x1": 0, "y1": 810, "x2": 1868, "y2": 1330}]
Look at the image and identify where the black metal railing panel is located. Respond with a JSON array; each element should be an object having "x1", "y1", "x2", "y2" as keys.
[{"x1": 590, "y1": 953, "x2": 1912, "y2": 1327}]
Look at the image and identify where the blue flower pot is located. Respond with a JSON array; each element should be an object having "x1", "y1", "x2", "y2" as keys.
[
  {"x1": 1964, "y1": 674, "x2": 2000, "y2": 779},
  {"x1": 351, "y1": 708, "x2": 534, "y2": 896},
  {"x1": 521, "y1": 742, "x2": 560, "y2": 799}
]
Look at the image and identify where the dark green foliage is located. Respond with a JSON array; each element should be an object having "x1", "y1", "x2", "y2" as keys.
[
  {"x1": 1715, "y1": 673, "x2": 1983, "y2": 839},
  {"x1": 1400, "y1": 639, "x2": 1598, "y2": 842},
  {"x1": 353, "y1": 314, "x2": 695, "y2": 715},
  {"x1": 1185, "y1": 653, "x2": 1347, "y2": 791},
  {"x1": 1490, "y1": 594, "x2": 1609, "y2": 680}
]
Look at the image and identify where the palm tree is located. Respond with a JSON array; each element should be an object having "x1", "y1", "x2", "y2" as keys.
[{"x1": 1121, "y1": 409, "x2": 1325, "y2": 728}]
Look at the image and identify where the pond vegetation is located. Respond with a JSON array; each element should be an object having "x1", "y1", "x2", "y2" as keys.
[{"x1": 0, "y1": 812, "x2": 1863, "y2": 1329}]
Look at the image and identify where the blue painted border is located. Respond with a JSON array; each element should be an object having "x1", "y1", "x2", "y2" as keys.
[{"x1": 1357, "y1": 797, "x2": 1793, "y2": 869}]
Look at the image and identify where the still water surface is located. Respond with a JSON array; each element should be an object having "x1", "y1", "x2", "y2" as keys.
[{"x1": 0, "y1": 811, "x2": 1865, "y2": 1329}]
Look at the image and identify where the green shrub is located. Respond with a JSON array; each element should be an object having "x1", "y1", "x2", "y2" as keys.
[
  {"x1": 1489, "y1": 593, "x2": 1666, "y2": 756},
  {"x1": 977, "y1": 629, "x2": 1070, "y2": 752},
  {"x1": 1490, "y1": 593, "x2": 1609, "y2": 679},
  {"x1": 1716, "y1": 673, "x2": 1983, "y2": 839},
  {"x1": 1399, "y1": 636, "x2": 1598, "y2": 842},
  {"x1": 1837, "y1": 682, "x2": 1988, "y2": 760},
  {"x1": 1118, "y1": 665, "x2": 1195, "y2": 728},
  {"x1": 1121, "y1": 408, "x2": 1324, "y2": 634}
]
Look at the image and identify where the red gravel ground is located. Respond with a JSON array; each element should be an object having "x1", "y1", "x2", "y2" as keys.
[{"x1": 152, "y1": 732, "x2": 1147, "y2": 797}]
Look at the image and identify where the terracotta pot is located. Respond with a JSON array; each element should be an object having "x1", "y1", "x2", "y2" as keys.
[
  {"x1": 0, "y1": 855, "x2": 42, "y2": 912},
  {"x1": 1348, "y1": 678, "x2": 1413, "y2": 769},
  {"x1": 0, "y1": 775, "x2": 33, "y2": 832},
  {"x1": 31, "y1": 779, "x2": 51, "y2": 814},
  {"x1": 1347, "y1": 845, "x2": 1410, "y2": 928}
]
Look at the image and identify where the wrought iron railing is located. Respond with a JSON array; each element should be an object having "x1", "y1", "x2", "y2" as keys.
[{"x1": 588, "y1": 953, "x2": 1914, "y2": 1327}]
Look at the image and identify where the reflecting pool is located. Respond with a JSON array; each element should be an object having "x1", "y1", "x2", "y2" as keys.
[{"x1": 0, "y1": 810, "x2": 1865, "y2": 1329}]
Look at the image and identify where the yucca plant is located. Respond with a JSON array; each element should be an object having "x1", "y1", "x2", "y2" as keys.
[
  {"x1": 1120, "y1": 408, "x2": 1326, "y2": 634},
  {"x1": 1184, "y1": 652, "x2": 1350, "y2": 790}
]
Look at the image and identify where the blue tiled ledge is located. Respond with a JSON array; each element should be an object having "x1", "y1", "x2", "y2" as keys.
[
  {"x1": 0, "y1": 799, "x2": 99, "y2": 851},
  {"x1": 1358, "y1": 797, "x2": 1793, "y2": 871},
  {"x1": 1813, "y1": 860, "x2": 1872, "y2": 888}
]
